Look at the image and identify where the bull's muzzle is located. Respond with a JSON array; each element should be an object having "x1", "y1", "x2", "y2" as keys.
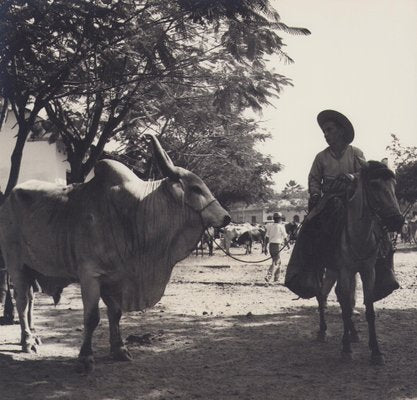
[{"x1": 222, "y1": 215, "x2": 231, "y2": 227}]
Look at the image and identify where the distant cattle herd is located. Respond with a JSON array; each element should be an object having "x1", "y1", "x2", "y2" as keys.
[{"x1": 195, "y1": 219, "x2": 301, "y2": 257}]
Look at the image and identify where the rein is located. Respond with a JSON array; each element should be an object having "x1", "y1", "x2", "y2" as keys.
[{"x1": 346, "y1": 175, "x2": 398, "y2": 260}]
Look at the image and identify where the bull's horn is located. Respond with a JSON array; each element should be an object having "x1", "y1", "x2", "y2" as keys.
[{"x1": 145, "y1": 133, "x2": 179, "y2": 180}]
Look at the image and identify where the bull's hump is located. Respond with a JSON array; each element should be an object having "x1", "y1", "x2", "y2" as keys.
[
  {"x1": 94, "y1": 159, "x2": 139, "y2": 186},
  {"x1": 12, "y1": 180, "x2": 63, "y2": 203}
]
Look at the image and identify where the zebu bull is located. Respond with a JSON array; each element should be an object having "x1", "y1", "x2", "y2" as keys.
[
  {"x1": 0, "y1": 134, "x2": 230, "y2": 373},
  {"x1": 223, "y1": 223, "x2": 252, "y2": 255},
  {"x1": 314, "y1": 161, "x2": 403, "y2": 365}
]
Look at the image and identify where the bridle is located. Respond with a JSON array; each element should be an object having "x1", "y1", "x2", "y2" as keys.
[
  {"x1": 362, "y1": 175, "x2": 401, "y2": 251},
  {"x1": 196, "y1": 198, "x2": 219, "y2": 214}
]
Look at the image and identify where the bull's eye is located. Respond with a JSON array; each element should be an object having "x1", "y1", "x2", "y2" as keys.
[{"x1": 190, "y1": 185, "x2": 204, "y2": 195}]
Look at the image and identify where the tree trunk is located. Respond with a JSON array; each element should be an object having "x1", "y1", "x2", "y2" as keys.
[{"x1": 4, "y1": 125, "x2": 30, "y2": 197}]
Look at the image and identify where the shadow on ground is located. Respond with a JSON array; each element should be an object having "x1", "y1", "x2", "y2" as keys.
[{"x1": 1, "y1": 303, "x2": 417, "y2": 400}]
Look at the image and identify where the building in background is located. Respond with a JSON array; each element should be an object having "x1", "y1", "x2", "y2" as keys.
[
  {"x1": 229, "y1": 202, "x2": 306, "y2": 224},
  {"x1": 0, "y1": 106, "x2": 68, "y2": 190}
]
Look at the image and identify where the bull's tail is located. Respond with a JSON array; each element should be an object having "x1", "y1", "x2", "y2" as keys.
[
  {"x1": 3, "y1": 284, "x2": 14, "y2": 322},
  {"x1": 0, "y1": 272, "x2": 15, "y2": 325}
]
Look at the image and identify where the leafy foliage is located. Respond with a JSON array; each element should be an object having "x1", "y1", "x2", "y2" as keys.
[
  {"x1": 395, "y1": 161, "x2": 417, "y2": 204},
  {"x1": 1, "y1": 0, "x2": 310, "y2": 206},
  {"x1": 263, "y1": 180, "x2": 308, "y2": 212},
  {"x1": 386, "y1": 134, "x2": 417, "y2": 204}
]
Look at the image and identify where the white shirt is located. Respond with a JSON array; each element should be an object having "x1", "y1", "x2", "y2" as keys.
[{"x1": 266, "y1": 222, "x2": 287, "y2": 244}]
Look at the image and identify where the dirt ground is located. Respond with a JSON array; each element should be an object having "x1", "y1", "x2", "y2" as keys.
[{"x1": 1, "y1": 242, "x2": 417, "y2": 400}]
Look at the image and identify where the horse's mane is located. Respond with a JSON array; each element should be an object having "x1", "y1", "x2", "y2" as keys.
[{"x1": 361, "y1": 160, "x2": 395, "y2": 181}]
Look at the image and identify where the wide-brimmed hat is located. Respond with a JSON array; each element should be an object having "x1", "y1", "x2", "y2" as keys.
[{"x1": 317, "y1": 109, "x2": 354, "y2": 144}]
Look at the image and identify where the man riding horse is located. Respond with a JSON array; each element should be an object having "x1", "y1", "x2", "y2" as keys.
[{"x1": 285, "y1": 109, "x2": 399, "y2": 301}]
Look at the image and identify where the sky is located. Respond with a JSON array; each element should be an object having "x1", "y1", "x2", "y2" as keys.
[{"x1": 258, "y1": 0, "x2": 417, "y2": 191}]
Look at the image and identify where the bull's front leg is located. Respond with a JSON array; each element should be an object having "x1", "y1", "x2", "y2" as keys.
[
  {"x1": 100, "y1": 283, "x2": 132, "y2": 362},
  {"x1": 77, "y1": 277, "x2": 101, "y2": 373},
  {"x1": 14, "y1": 277, "x2": 39, "y2": 353}
]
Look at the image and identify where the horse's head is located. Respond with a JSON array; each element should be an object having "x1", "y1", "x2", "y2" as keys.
[{"x1": 361, "y1": 161, "x2": 404, "y2": 232}]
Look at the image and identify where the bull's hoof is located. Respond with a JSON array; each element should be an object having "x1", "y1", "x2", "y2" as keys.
[
  {"x1": 111, "y1": 346, "x2": 133, "y2": 361},
  {"x1": 316, "y1": 331, "x2": 327, "y2": 343},
  {"x1": 341, "y1": 351, "x2": 353, "y2": 362},
  {"x1": 21, "y1": 335, "x2": 41, "y2": 346},
  {"x1": 370, "y1": 353, "x2": 385, "y2": 366},
  {"x1": 22, "y1": 341, "x2": 38, "y2": 354},
  {"x1": 349, "y1": 332, "x2": 360, "y2": 343},
  {"x1": 76, "y1": 355, "x2": 95, "y2": 374}
]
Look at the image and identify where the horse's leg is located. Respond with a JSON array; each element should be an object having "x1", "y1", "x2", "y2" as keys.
[
  {"x1": 100, "y1": 284, "x2": 132, "y2": 362},
  {"x1": 348, "y1": 274, "x2": 360, "y2": 342},
  {"x1": 335, "y1": 270, "x2": 354, "y2": 361},
  {"x1": 316, "y1": 268, "x2": 335, "y2": 342},
  {"x1": 77, "y1": 277, "x2": 101, "y2": 373},
  {"x1": 360, "y1": 268, "x2": 385, "y2": 365},
  {"x1": 321, "y1": 269, "x2": 337, "y2": 310},
  {"x1": 316, "y1": 291, "x2": 327, "y2": 342}
]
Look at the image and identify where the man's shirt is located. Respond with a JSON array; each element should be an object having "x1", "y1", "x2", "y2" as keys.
[
  {"x1": 266, "y1": 222, "x2": 287, "y2": 244},
  {"x1": 308, "y1": 145, "x2": 366, "y2": 196}
]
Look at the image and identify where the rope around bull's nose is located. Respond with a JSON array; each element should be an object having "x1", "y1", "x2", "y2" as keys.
[{"x1": 207, "y1": 230, "x2": 290, "y2": 264}]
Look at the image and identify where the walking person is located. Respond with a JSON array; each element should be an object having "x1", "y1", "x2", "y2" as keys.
[{"x1": 264, "y1": 212, "x2": 289, "y2": 284}]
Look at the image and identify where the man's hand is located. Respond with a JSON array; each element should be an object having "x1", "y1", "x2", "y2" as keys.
[{"x1": 331, "y1": 173, "x2": 356, "y2": 192}]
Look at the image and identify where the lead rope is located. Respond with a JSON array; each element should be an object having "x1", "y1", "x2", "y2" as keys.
[{"x1": 205, "y1": 221, "x2": 305, "y2": 264}]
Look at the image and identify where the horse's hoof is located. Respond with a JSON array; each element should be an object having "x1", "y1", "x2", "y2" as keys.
[
  {"x1": 341, "y1": 351, "x2": 353, "y2": 362},
  {"x1": 76, "y1": 355, "x2": 95, "y2": 374},
  {"x1": 370, "y1": 354, "x2": 385, "y2": 366},
  {"x1": 316, "y1": 331, "x2": 327, "y2": 343},
  {"x1": 111, "y1": 346, "x2": 133, "y2": 362},
  {"x1": 349, "y1": 332, "x2": 360, "y2": 343}
]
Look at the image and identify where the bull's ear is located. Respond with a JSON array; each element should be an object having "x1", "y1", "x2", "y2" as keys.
[{"x1": 145, "y1": 133, "x2": 180, "y2": 181}]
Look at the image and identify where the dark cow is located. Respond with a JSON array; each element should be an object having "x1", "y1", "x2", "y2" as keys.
[
  {"x1": 237, "y1": 226, "x2": 267, "y2": 254},
  {"x1": 0, "y1": 134, "x2": 230, "y2": 373}
]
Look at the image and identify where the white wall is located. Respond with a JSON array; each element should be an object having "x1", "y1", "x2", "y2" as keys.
[{"x1": 0, "y1": 111, "x2": 68, "y2": 190}]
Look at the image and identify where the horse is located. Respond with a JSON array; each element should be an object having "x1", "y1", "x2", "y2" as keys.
[{"x1": 315, "y1": 161, "x2": 404, "y2": 365}]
